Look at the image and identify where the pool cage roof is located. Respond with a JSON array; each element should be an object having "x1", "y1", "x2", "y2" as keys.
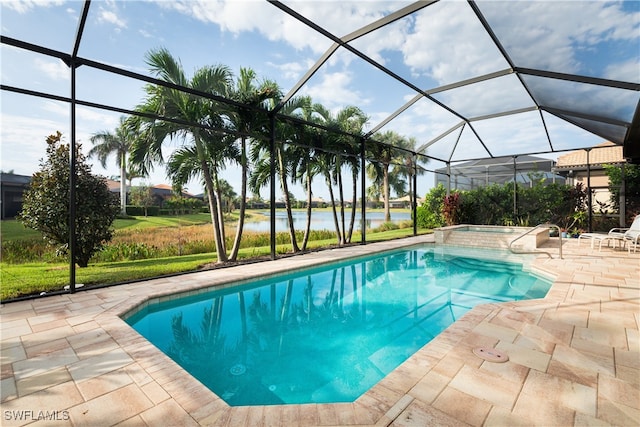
[
  {"x1": 434, "y1": 155, "x2": 563, "y2": 191},
  {"x1": 2, "y1": 0, "x2": 639, "y2": 169}
]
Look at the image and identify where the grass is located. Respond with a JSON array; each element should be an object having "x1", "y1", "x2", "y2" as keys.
[{"x1": 1, "y1": 211, "x2": 428, "y2": 301}]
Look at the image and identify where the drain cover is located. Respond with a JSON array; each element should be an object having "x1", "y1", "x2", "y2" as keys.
[
  {"x1": 229, "y1": 364, "x2": 247, "y2": 375},
  {"x1": 473, "y1": 347, "x2": 509, "y2": 363}
]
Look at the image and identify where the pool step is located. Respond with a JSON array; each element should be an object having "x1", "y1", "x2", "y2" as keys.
[
  {"x1": 446, "y1": 256, "x2": 522, "y2": 274},
  {"x1": 443, "y1": 231, "x2": 523, "y2": 249}
]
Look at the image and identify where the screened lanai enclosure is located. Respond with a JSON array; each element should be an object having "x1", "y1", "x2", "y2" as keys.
[{"x1": 1, "y1": 0, "x2": 639, "y2": 296}]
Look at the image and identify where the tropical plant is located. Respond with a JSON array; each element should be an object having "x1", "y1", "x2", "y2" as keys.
[
  {"x1": 19, "y1": 132, "x2": 119, "y2": 267},
  {"x1": 131, "y1": 47, "x2": 233, "y2": 263},
  {"x1": 226, "y1": 67, "x2": 280, "y2": 261},
  {"x1": 89, "y1": 116, "x2": 139, "y2": 215},
  {"x1": 313, "y1": 105, "x2": 368, "y2": 245}
]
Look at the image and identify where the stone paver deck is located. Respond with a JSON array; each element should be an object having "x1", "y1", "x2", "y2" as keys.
[{"x1": 1, "y1": 236, "x2": 638, "y2": 426}]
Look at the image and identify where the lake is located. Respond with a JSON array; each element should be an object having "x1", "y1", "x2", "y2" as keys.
[{"x1": 243, "y1": 210, "x2": 412, "y2": 232}]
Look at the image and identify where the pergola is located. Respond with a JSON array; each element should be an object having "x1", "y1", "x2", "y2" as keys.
[{"x1": 1, "y1": 0, "x2": 638, "y2": 291}]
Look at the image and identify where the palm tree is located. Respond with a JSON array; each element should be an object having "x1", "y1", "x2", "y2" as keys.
[
  {"x1": 89, "y1": 116, "x2": 137, "y2": 215},
  {"x1": 367, "y1": 130, "x2": 408, "y2": 222},
  {"x1": 131, "y1": 47, "x2": 233, "y2": 263},
  {"x1": 227, "y1": 68, "x2": 280, "y2": 261},
  {"x1": 250, "y1": 95, "x2": 313, "y2": 252},
  {"x1": 314, "y1": 105, "x2": 368, "y2": 245}
]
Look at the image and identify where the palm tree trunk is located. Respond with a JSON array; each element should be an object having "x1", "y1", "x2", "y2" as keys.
[
  {"x1": 301, "y1": 168, "x2": 312, "y2": 250},
  {"x1": 119, "y1": 152, "x2": 127, "y2": 216},
  {"x1": 229, "y1": 138, "x2": 248, "y2": 261},
  {"x1": 347, "y1": 169, "x2": 357, "y2": 242},
  {"x1": 195, "y1": 132, "x2": 227, "y2": 263},
  {"x1": 337, "y1": 167, "x2": 346, "y2": 245},
  {"x1": 278, "y1": 148, "x2": 300, "y2": 252},
  {"x1": 326, "y1": 172, "x2": 342, "y2": 243},
  {"x1": 203, "y1": 167, "x2": 227, "y2": 263},
  {"x1": 384, "y1": 164, "x2": 391, "y2": 222}
]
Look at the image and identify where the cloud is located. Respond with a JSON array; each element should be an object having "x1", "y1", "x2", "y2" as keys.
[
  {"x1": 477, "y1": 1, "x2": 639, "y2": 74},
  {"x1": 34, "y1": 58, "x2": 69, "y2": 81},
  {"x1": 1, "y1": 0, "x2": 64, "y2": 14},
  {"x1": 97, "y1": 6, "x2": 127, "y2": 29},
  {"x1": 604, "y1": 58, "x2": 640, "y2": 83},
  {"x1": 300, "y1": 71, "x2": 370, "y2": 112}
]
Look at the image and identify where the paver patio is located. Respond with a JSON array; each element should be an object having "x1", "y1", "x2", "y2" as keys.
[{"x1": 1, "y1": 236, "x2": 638, "y2": 426}]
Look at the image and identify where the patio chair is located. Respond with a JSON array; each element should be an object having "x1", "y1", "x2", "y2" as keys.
[{"x1": 577, "y1": 215, "x2": 640, "y2": 252}]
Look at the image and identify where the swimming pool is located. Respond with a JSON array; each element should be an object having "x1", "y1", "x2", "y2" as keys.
[{"x1": 124, "y1": 245, "x2": 550, "y2": 406}]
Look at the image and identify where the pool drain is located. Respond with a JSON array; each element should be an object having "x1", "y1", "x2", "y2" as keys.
[
  {"x1": 229, "y1": 364, "x2": 246, "y2": 375},
  {"x1": 473, "y1": 347, "x2": 509, "y2": 363}
]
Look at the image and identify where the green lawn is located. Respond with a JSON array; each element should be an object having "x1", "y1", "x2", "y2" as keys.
[{"x1": 1, "y1": 211, "x2": 426, "y2": 301}]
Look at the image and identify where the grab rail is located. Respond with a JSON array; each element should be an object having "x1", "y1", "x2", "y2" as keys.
[{"x1": 508, "y1": 223, "x2": 562, "y2": 259}]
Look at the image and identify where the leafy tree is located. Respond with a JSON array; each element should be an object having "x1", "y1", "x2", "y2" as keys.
[
  {"x1": 19, "y1": 132, "x2": 119, "y2": 267},
  {"x1": 129, "y1": 185, "x2": 155, "y2": 216},
  {"x1": 604, "y1": 163, "x2": 640, "y2": 223}
]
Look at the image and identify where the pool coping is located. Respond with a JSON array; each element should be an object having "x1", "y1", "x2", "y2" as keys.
[{"x1": 1, "y1": 235, "x2": 639, "y2": 426}]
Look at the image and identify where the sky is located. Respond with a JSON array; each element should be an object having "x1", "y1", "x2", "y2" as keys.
[{"x1": 1, "y1": 0, "x2": 639, "y2": 201}]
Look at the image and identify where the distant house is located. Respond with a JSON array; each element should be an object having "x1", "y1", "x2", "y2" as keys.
[
  {"x1": 389, "y1": 195, "x2": 425, "y2": 209},
  {"x1": 554, "y1": 141, "x2": 626, "y2": 210},
  {"x1": 1, "y1": 173, "x2": 31, "y2": 219}
]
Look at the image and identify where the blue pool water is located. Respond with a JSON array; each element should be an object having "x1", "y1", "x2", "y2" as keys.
[{"x1": 125, "y1": 245, "x2": 551, "y2": 406}]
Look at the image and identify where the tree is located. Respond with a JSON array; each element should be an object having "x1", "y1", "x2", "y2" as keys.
[
  {"x1": 131, "y1": 47, "x2": 233, "y2": 263},
  {"x1": 129, "y1": 185, "x2": 155, "y2": 216},
  {"x1": 227, "y1": 67, "x2": 280, "y2": 261},
  {"x1": 19, "y1": 132, "x2": 119, "y2": 267},
  {"x1": 89, "y1": 116, "x2": 138, "y2": 216},
  {"x1": 313, "y1": 105, "x2": 368, "y2": 245}
]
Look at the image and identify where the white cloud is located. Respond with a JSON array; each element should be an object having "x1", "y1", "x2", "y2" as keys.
[
  {"x1": 98, "y1": 6, "x2": 127, "y2": 29},
  {"x1": 477, "y1": 1, "x2": 639, "y2": 74},
  {"x1": 402, "y1": 2, "x2": 507, "y2": 85},
  {"x1": 1, "y1": 0, "x2": 64, "y2": 14},
  {"x1": 300, "y1": 71, "x2": 370, "y2": 112},
  {"x1": 604, "y1": 59, "x2": 640, "y2": 83},
  {"x1": 34, "y1": 58, "x2": 69, "y2": 81}
]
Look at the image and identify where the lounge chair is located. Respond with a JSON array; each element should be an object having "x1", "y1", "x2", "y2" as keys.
[{"x1": 577, "y1": 215, "x2": 640, "y2": 252}]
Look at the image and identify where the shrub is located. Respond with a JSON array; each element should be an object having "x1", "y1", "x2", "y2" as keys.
[{"x1": 18, "y1": 132, "x2": 119, "y2": 267}]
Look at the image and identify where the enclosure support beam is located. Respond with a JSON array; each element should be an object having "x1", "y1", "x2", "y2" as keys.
[
  {"x1": 513, "y1": 156, "x2": 518, "y2": 217},
  {"x1": 269, "y1": 114, "x2": 277, "y2": 260},
  {"x1": 620, "y1": 164, "x2": 626, "y2": 227},
  {"x1": 586, "y1": 149, "x2": 592, "y2": 233},
  {"x1": 413, "y1": 155, "x2": 418, "y2": 236},
  {"x1": 360, "y1": 138, "x2": 367, "y2": 244},
  {"x1": 66, "y1": 0, "x2": 91, "y2": 294}
]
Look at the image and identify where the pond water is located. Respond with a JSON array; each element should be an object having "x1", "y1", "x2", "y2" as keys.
[{"x1": 243, "y1": 210, "x2": 412, "y2": 232}]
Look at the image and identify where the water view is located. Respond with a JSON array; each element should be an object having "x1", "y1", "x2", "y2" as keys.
[{"x1": 243, "y1": 210, "x2": 412, "y2": 232}]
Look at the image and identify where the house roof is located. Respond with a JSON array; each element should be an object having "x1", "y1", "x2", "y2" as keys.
[
  {"x1": 0, "y1": 173, "x2": 31, "y2": 186},
  {"x1": 555, "y1": 141, "x2": 626, "y2": 169}
]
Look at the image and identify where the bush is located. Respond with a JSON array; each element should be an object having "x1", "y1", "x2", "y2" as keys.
[
  {"x1": 18, "y1": 132, "x2": 119, "y2": 267},
  {"x1": 416, "y1": 184, "x2": 446, "y2": 229},
  {"x1": 126, "y1": 206, "x2": 160, "y2": 216}
]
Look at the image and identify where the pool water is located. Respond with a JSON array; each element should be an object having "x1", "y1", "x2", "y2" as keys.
[{"x1": 125, "y1": 246, "x2": 550, "y2": 406}]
